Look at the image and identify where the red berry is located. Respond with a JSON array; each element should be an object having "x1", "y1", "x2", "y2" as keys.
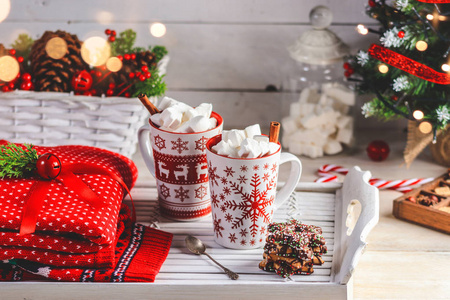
[
  {"x1": 397, "y1": 30, "x2": 405, "y2": 38},
  {"x1": 105, "y1": 29, "x2": 111, "y2": 35},
  {"x1": 17, "y1": 57, "x2": 24, "y2": 63},
  {"x1": 1, "y1": 85, "x2": 9, "y2": 92},
  {"x1": 117, "y1": 55, "x2": 123, "y2": 61},
  {"x1": 128, "y1": 72, "x2": 135, "y2": 79},
  {"x1": 83, "y1": 90, "x2": 93, "y2": 96},
  {"x1": 96, "y1": 71, "x2": 103, "y2": 78},
  {"x1": 106, "y1": 89, "x2": 114, "y2": 96},
  {"x1": 130, "y1": 53, "x2": 136, "y2": 60},
  {"x1": 366, "y1": 140, "x2": 390, "y2": 162},
  {"x1": 139, "y1": 74, "x2": 146, "y2": 81},
  {"x1": 22, "y1": 73, "x2": 32, "y2": 81},
  {"x1": 8, "y1": 49, "x2": 16, "y2": 56},
  {"x1": 136, "y1": 72, "x2": 141, "y2": 77},
  {"x1": 344, "y1": 70, "x2": 352, "y2": 77},
  {"x1": 20, "y1": 81, "x2": 32, "y2": 90},
  {"x1": 368, "y1": 0, "x2": 376, "y2": 7},
  {"x1": 108, "y1": 36, "x2": 116, "y2": 42},
  {"x1": 141, "y1": 66, "x2": 149, "y2": 72},
  {"x1": 145, "y1": 72, "x2": 151, "y2": 79},
  {"x1": 90, "y1": 89, "x2": 97, "y2": 96},
  {"x1": 109, "y1": 83, "x2": 116, "y2": 89},
  {"x1": 36, "y1": 153, "x2": 62, "y2": 180},
  {"x1": 391, "y1": 95, "x2": 399, "y2": 101},
  {"x1": 8, "y1": 82, "x2": 15, "y2": 89},
  {"x1": 343, "y1": 62, "x2": 351, "y2": 70},
  {"x1": 124, "y1": 92, "x2": 131, "y2": 97},
  {"x1": 111, "y1": 30, "x2": 116, "y2": 36},
  {"x1": 124, "y1": 54, "x2": 130, "y2": 60}
]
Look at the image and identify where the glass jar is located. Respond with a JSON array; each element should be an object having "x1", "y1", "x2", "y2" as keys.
[{"x1": 281, "y1": 6, "x2": 355, "y2": 158}]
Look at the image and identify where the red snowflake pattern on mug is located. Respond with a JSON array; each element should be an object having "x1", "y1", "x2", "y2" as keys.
[{"x1": 171, "y1": 138, "x2": 189, "y2": 154}]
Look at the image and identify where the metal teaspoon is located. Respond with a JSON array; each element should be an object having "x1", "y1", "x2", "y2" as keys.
[{"x1": 185, "y1": 235, "x2": 239, "y2": 280}]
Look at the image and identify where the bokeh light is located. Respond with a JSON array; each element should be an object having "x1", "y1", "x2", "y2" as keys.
[
  {"x1": 418, "y1": 121, "x2": 432, "y2": 134},
  {"x1": 0, "y1": 0, "x2": 10, "y2": 23},
  {"x1": 45, "y1": 37, "x2": 68, "y2": 59},
  {"x1": 413, "y1": 110, "x2": 424, "y2": 120},
  {"x1": 415, "y1": 40, "x2": 428, "y2": 52},
  {"x1": 0, "y1": 55, "x2": 19, "y2": 82},
  {"x1": 150, "y1": 22, "x2": 167, "y2": 38},
  {"x1": 426, "y1": 14, "x2": 434, "y2": 21},
  {"x1": 378, "y1": 64, "x2": 389, "y2": 74},
  {"x1": 442, "y1": 64, "x2": 450, "y2": 72},
  {"x1": 106, "y1": 57, "x2": 122, "y2": 72},
  {"x1": 356, "y1": 24, "x2": 369, "y2": 35},
  {"x1": 81, "y1": 36, "x2": 111, "y2": 66}
]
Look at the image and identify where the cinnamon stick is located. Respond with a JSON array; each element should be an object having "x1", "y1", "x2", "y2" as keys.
[
  {"x1": 138, "y1": 93, "x2": 161, "y2": 115},
  {"x1": 269, "y1": 121, "x2": 280, "y2": 143}
]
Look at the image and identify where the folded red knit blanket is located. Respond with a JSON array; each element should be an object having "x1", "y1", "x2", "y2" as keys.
[
  {"x1": 0, "y1": 140, "x2": 138, "y2": 245},
  {"x1": 0, "y1": 222, "x2": 173, "y2": 282}
]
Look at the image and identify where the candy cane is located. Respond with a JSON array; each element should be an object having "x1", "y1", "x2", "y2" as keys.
[{"x1": 316, "y1": 164, "x2": 435, "y2": 193}]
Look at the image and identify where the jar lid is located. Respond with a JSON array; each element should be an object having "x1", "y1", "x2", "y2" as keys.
[{"x1": 288, "y1": 6, "x2": 350, "y2": 65}]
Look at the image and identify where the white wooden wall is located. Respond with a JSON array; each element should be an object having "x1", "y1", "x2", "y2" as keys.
[{"x1": 0, "y1": 0, "x2": 400, "y2": 130}]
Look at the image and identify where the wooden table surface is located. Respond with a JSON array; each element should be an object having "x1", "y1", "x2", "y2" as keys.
[{"x1": 134, "y1": 128, "x2": 450, "y2": 300}]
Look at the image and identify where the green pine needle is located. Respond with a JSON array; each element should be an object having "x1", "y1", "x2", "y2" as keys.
[
  {"x1": 132, "y1": 68, "x2": 166, "y2": 98},
  {"x1": 0, "y1": 143, "x2": 38, "y2": 178}
]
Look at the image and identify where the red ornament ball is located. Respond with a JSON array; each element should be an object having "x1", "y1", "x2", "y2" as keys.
[
  {"x1": 368, "y1": 0, "x2": 376, "y2": 7},
  {"x1": 71, "y1": 70, "x2": 93, "y2": 92},
  {"x1": 36, "y1": 153, "x2": 62, "y2": 180},
  {"x1": 366, "y1": 140, "x2": 390, "y2": 161},
  {"x1": 397, "y1": 30, "x2": 405, "y2": 38}
]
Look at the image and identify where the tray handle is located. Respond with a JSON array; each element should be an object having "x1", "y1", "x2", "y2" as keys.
[{"x1": 334, "y1": 166, "x2": 379, "y2": 284}]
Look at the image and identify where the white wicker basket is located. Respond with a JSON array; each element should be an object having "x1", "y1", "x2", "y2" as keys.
[{"x1": 0, "y1": 56, "x2": 169, "y2": 158}]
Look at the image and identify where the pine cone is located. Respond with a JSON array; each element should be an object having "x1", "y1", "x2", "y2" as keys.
[
  {"x1": 0, "y1": 44, "x2": 7, "y2": 57},
  {"x1": 29, "y1": 30, "x2": 88, "y2": 92}
]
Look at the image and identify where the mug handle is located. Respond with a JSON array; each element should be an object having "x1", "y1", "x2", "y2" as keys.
[
  {"x1": 273, "y1": 152, "x2": 302, "y2": 211},
  {"x1": 138, "y1": 123, "x2": 156, "y2": 177}
]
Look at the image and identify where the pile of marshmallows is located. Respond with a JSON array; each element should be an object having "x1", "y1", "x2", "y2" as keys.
[
  {"x1": 211, "y1": 124, "x2": 280, "y2": 158},
  {"x1": 150, "y1": 97, "x2": 217, "y2": 133},
  {"x1": 282, "y1": 83, "x2": 355, "y2": 158}
]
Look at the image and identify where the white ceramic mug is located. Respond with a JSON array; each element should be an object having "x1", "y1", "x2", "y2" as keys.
[
  {"x1": 205, "y1": 134, "x2": 302, "y2": 249},
  {"x1": 138, "y1": 112, "x2": 223, "y2": 221}
]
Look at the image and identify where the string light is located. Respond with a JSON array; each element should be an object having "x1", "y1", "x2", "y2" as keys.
[
  {"x1": 378, "y1": 64, "x2": 389, "y2": 73},
  {"x1": 442, "y1": 64, "x2": 450, "y2": 72},
  {"x1": 415, "y1": 40, "x2": 428, "y2": 51},
  {"x1": 356, "y1": 24, "x2": 369, "y2": 35},
  {"x1": 413, "y1": 110, "x2": 424, "y2": 120},
  {"x1": 418, "y1": 121, "x2": 432, "y2": 134}
]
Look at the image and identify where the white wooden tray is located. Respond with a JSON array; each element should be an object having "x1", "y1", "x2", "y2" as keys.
[{"x1": 0, "y1": 166, "x2": 379, "y2": 300}]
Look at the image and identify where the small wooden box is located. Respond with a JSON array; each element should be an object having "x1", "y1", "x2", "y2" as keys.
[{"x1": 393, "y1": 171, "x2": 450, "y2": 234}]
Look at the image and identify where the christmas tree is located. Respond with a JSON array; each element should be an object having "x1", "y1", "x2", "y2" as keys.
[{"x1": 347, "y1": 0, "x2": 450, "y2": 164}]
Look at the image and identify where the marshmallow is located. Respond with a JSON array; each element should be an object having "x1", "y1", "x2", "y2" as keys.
[
  {"x1": 244, "y1": 124, "x2": 262, "y2": 139},
  {"x1": 208, "y1": 117, "x2": 218, "y2": 130},
  {"x1": 195, "y1": 103, "x2": 213, "y2": 118},
  {"x1": 268, "y1": 142, "x2": 281, "y2": 155},
  {"x1": 287, "y1": 140, "x2": 303, "y2": 156},
  {"x1": 157, "y1": 96, "x2": 178, "y2": 111},
  {"x1": 224, "y1": 129, "x2": 246, "y2": 148},
  {"x1": 302, "y1": 144, "x2": 323, "y2": 158},
  {"x1": 212, "y1": 140, "x2": 237, "y2": 157},
  {"x1": 188, "y1": 115, "x2": 211, "y2": 133},
  {"x1": 160, "y1": 106, "x2": 183, "y2": 129},
  {"x1": 336, "y1": 115, "x2": 353, "y2": 129},
  {"x1": 281, "y1": 116, "x2": 298, "y2": 134},
  {"x1": 323, "y1": 83, "x2": 356, "y2": 106},
  {"x1": 290, "y1": 102, "x2": 302, "y2": 119},
  {"x1": 259, "y1": 140, "x2": 271, "y2": 157},
  {"x1": 323, "y1": 138, "x2": 343, "y2": 155},
  {"x1": 238, "y1": 138, "x2": 262, "y2": 158},
  {"x1": 253, "y1": 135, "x2": 269, "y2": 143},
  {"x1": 182, "y1": 108, "x2": 199, "y2": 123},
  {"x1": 150, "y1": 113, "x2": 162, "y2": 127},
  {"x1": 336, "y1": 127, "x2": 353, "y2": 145}
]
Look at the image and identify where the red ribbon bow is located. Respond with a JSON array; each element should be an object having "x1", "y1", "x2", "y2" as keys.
[{"x1": 20, "y1": 162, "x2": 135, "y2": 235}]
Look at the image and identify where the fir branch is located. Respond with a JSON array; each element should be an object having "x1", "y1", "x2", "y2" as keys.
[
  {"x1": 151, "y1": 45, "x2": 168, "y2": 63},
  {"x1": 0, "y1": 143, "x2": 38, "y2": 178},
  {"x1": 10, "y1": 33, "x2": 34, "y2": 65},
  {"x1": 111, "y1": 29, "x2": 137, "y2": 56},
  {"x1": 131, "y1": 68, "x2": 166, "y2": 97}
]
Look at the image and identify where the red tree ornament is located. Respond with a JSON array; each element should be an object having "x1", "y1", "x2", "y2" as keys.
[
  {"x1": 71, "y1": 70, "x2": 93, "y2": 92},
  {"x1": 366, "y1": 140, "x2": 390, "y2": 161},
  {"x1": 36, "y1": 153, "x2": 62, "y2": 180}
]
